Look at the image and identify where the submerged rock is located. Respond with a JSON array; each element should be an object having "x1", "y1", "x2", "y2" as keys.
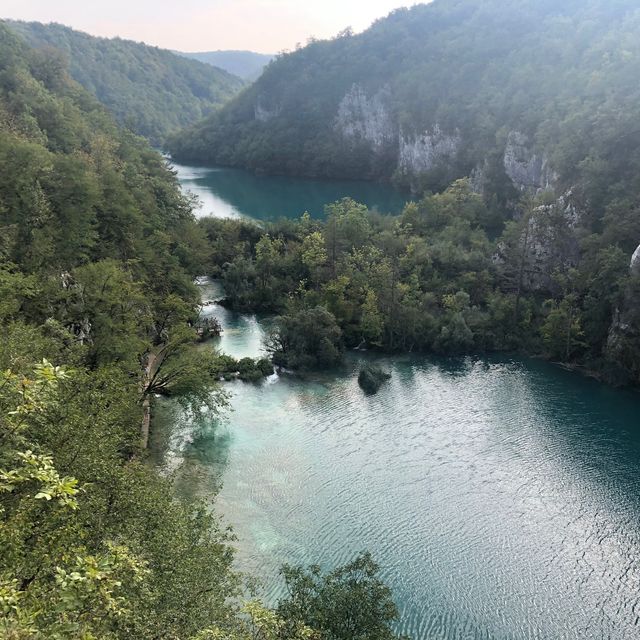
[{"x1": 358, "y1": 364, "x2": 391, "y2": 395}]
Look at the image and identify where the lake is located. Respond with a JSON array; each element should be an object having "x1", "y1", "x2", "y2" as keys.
[
  {"x1": 152, "y1": 278, "x2": 640, "y2": 640},
  {"x1": 171, "y1": 161, "x2": 408, "y2": 221}
]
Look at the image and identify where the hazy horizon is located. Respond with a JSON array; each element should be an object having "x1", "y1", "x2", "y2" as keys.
[{"x1": 1, "y1": 0, "x2": 422, "y2": 54}]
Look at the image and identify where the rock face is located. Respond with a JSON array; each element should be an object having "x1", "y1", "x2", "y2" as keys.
[
  {"x1": 398, "y1": 124, "x2": 462, "y2": 175},
  {"x1": 503, "y1": 131, "x2": 558, "y2": 192},
  {"x1": 358, "y1": 364, "x2": 391, "y2": 395},
  {"x1": 493, "y1": 192, "x2": 581, "y2": 292},
  {"x1": 336, "y1": 84, "x2": 395, "y2": 151},
  {"x1": 254, "y1": 95, "x2": 281, "y2": 122},
  {"x1": 333, "y1": 88, "x2": 562, "y2": 195},
  {"x1": 631, "y1": 244, "x2": 640, "y2": 275}
]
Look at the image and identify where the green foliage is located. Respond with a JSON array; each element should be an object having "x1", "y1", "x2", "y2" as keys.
[
  {"x1": 211, "y1": 353, "x2": 274, "y2": 382},
  {"x1": 0, "y1": 360, "x2": 238, "y2": 640},
  {"x1": 277, "y1": 552, "x2": 405, "y2": 640},
  {"x1": 267, "y1": 307, "x2": 344, "y2": 370},
  {"x1": 8, "y1": 21, "x2": 244, "y2": 145}
]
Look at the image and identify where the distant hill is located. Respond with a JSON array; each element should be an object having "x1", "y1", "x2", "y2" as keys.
[
  {"x1": 177, "y1": 50, "x2": 273, "y2": 80},
  {"x1": 7, "y1": 21, "x2": 244, "y2": 145},
  {"x1": 168, "y1": 0, "x2": 640, "y2": 217}
]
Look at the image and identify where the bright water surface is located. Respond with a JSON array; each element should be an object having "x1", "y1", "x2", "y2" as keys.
[
  {"x1": 152, "y1": 279, "x2": 640, "y2": 640},
  {"x1": 172, "y1": 162, "x2": 408, "y2": 220}
]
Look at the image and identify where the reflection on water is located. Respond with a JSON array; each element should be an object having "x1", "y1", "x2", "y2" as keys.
[
  {"x1": 172, "y1": 162, "x2": 408, "y2": 221},
  {"x1": 151, "y1": 280, "x2": 640, "y2": 639}
]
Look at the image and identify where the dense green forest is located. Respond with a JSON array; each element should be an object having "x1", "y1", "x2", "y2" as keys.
[
  {"x1": 200, "y1": 185, "x2": 640, "y2": 385},
  {"x1": 167, "y1": 0, "x2": 640, "y2": 386},
  {"x1": 7, "y1": 20, "x2": 244, "y2": 145},
  {"x1": 0, "y1": 24, "x2": 403, "y2": 639},
  {"x1": 169, "y1": 0, "x2": 640, "y2": 213},
  {"x1": 177, "y1": 50, "x2": 274, "y2": 80}
]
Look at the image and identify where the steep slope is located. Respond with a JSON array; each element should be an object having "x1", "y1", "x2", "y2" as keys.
[
  {"x1": 0, "y1": 20, "x2": 239, "y2": 638},
  {"x1": 7, "y1": 20, "x2": 244, "y2": 145},
  {"x1": 168, "y1": 0, "x2": 640, "y2": 214},
  {"x1": 178, "y1": 49, "x2": 273, "y2": 80}
]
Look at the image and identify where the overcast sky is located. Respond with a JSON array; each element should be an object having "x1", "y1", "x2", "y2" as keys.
[{"x1": 1, "y1": 0, "x2": 422, "y2": 54}]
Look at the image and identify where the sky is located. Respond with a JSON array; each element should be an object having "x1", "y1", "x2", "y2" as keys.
[{"x1": 1, "y1": 0, "x2": 423, "y2": 54}]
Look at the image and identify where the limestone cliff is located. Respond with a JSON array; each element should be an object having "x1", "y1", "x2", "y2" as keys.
[
  {"x1": 503, "y1": 131, "x2": 558, "y2": 193},
  {"x1": 335, "y1": 84, "x2": 395, "y2": 151},
  {"x1": 631, "y1": 244, "x2": 640, "y2": 275},
  {"x1": 397, "y1": 125, "x2": 462, "y2": 176}
]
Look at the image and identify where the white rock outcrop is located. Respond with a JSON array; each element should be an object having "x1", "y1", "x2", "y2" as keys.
[
  {"x1": 631, "y1": 244, "x2": 640, "y2": 275},
  {"x1": 335, "y1": 84, "x2": 395, "y2": 151},
  {"x1": 398, "y1": 124, "x2": 461, "y2": 175},
  {"x1": 503, "y1": 131, "x2": 558, "y2": 192},
  {"x1": 254, "y1": 95, "x2": 281, "y2": 122}
]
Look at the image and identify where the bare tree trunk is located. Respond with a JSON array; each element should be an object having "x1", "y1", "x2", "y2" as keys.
[{"x1": 140, "y1": 350, "x2": 159, "y2": 450}]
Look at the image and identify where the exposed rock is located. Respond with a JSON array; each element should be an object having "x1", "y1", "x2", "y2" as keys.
[
  {"x1": 493, "y1": 194, "x2": 580, "y2": 292},
  {"x1": 358, "y1": 364, "x2": 391, "y2": 395},
  {"x1": 469, "y1": 162, "x2": 489, "y2": 194},
  {"x1": 336, "y1": 84, "x2": 395, "y2": 151},
  {"x1": 631, "y1": 244, "x2": 640, "y2": 275},
  {"x1": 398, "y1": 124, "x2": 462, "y2": 175},
  {"x1": 254, "y1": 95, "x2": 281, "y2": 122},
  {"x1": 503, "y1": 131, "x2": 558, "y2": 193}
]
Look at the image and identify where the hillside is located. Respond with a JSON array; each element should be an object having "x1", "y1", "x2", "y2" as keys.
[
  {"x1": 7, "y1": 20, "x2": 244, "y2": 144},
  {"x1": 0, "y1": 22, "x2": 403, "y2": 640},
  {"x1": 178, "y1": 49, "x2": 273, "y2": 80},
  {"x1": 168, "y1": 0, "x2": 640, "y2": 217}
]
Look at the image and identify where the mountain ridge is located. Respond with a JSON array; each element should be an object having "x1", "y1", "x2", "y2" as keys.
[
  {"x1": 176, "y1": 49, "x2": 274, "y2": 80},
  {"x1": 167, "y1": 0, "x2": 640, "y2": 221},
  {"x1": 6, "y1": 20, "x2": 244, "y2": 144}
]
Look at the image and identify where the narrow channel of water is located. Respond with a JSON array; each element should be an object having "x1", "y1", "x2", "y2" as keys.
[{"x1": 152, "y1": 278, "x2": 640, "y2": 640}]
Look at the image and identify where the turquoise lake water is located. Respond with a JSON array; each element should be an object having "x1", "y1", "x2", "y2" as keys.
[
  {"x1": 171, "y1": 162, "x2": 408, "y2": 221},
  {"x1": 152, "y1": 278, "x2": 640, "y2": 640}
]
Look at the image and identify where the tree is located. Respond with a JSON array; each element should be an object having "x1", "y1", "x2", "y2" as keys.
[
  {"x1": 277, "y1": 552, "x2": 405, "y2": 640},
  {"x1": 266, "y1": 307, "x2": 343, "y2": 370},
  {"x1": 540, "y1": 294, "x2": 585, "y2": 361}
]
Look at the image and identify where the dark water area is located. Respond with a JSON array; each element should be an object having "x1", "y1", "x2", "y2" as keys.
[
  {"x1": 171, "y1": 162, "x2": 408, "y2": 221},
  {"x1": 152, "y1": 279, "x2": 640, "y2": 640}
]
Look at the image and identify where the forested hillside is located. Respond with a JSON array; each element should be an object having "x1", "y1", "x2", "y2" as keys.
[
  {"x1": 169, "y1": 0, "x2": 640, "y2": 214},
  {"x1": 178, "y1": 50, "x2": 274, "y2": 80},
  {"x1": 7, "y1": 20, "x2": 244, "y2": 145},
  {"x1": 0, "y1": 23, "x2": 402, "y2": 639}
]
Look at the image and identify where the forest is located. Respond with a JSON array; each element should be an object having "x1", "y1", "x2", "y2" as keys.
[
  {"x1": 0, "y1": 23, "x2": 403, "y2": 640},
  {"x1": 200, "y1": 187, "x2": 640, "y2": 386},
  {"x1": 8, "y1": 20, "x2": 244, "y2": 145},
  {"x1": 3, "y1": 1, "x2": 640, "y2": 637}
]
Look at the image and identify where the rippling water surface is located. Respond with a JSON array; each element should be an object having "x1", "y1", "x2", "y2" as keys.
[{"x1": 152, "y1": 280, "x2": 640, "y2": 640}]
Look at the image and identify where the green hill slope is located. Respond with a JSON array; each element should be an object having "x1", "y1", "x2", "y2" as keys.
[
  {"x1": 168, "y1": 0, "x2": 640, "y2": 213},
  {"x1": 8, "y1": 20, "x2": 244, "y2": 145}
]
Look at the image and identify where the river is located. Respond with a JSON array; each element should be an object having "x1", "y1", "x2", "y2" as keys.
[
  {"x1": 152, "y1": 279, "x2": 640, "y2": 640},
  {"x1": 151, "y1": 166, "x2": 640, "y2": 639}
]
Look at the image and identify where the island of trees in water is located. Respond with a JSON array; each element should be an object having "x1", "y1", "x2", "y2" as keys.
[{"x1": 203, "y1": 191, "x2": 639, "y2": 386}]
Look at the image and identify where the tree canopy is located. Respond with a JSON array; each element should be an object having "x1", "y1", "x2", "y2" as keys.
[{"x1": 8, "y1": 20, "x2": 244, "y2": 145}]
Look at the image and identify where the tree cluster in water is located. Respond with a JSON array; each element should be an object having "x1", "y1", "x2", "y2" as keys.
[{"x1": 203, "y1": 190, "x2": 640, "y2": 385}]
